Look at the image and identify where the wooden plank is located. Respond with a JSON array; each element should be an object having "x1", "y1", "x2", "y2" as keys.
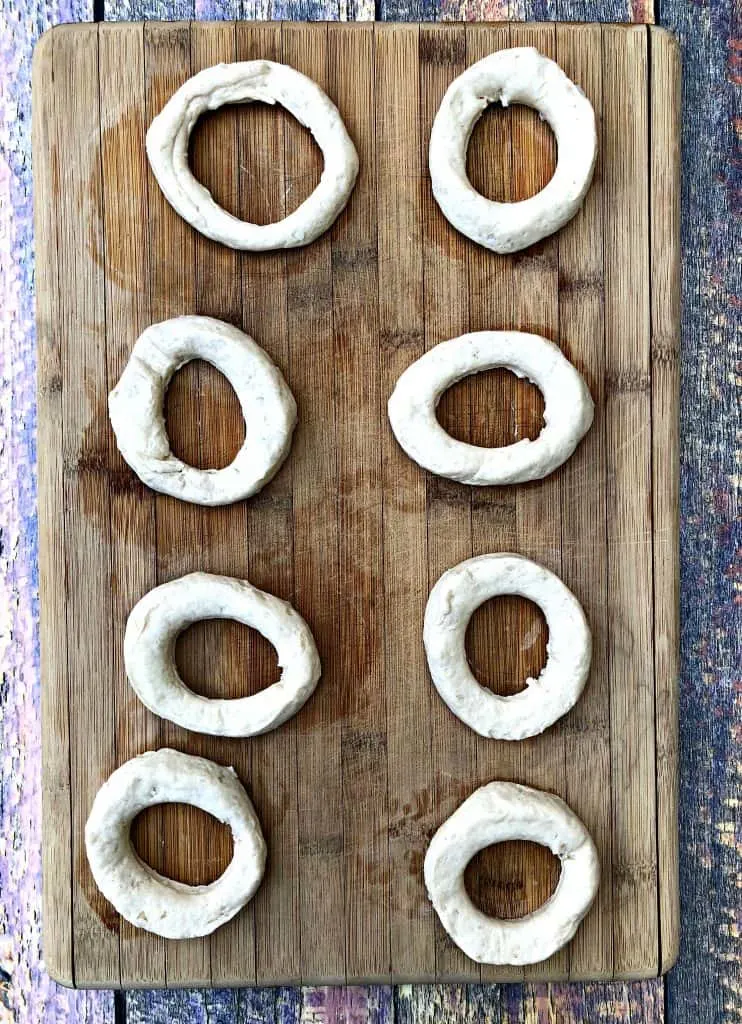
[
  {"x1": 554, "y1": 21, "x2": 614, "y2": 983},
  {"x1": 143, "y1": 19, "x2": 210, "y2": 987},
  {"x1": 601, "y1": 23, "x2": 658, "y2": 979},
  {"x1": 99, "y1": 20, "x2": 165, "y2": 989},
  {"x1": 188, "y1": 19, "x2": 258, "y2": 989},
  {"x1": 376, "y1": 22, "x2": 434, "y2": 983},
  {"x1": 234, "y1": 20, "x2": 301, "y2": 988},
  {"x1": 520, "y1": 979, "x2": 664, "y2": 1022},
  {"x1": 649, "y1": 23, "x2": 681, "y2": 976},
  {"x1": 32, "y1": 25, "x2": 74, "y2": 989},
  {"x1": 464, "y1": 23, "x2": 522, "y2": 987},
  {"x1": 419, "y1": 23, "x2": 477, "y2": 985},
  {"x1": 281, "y1": 21, "x2": 346, "y2": 985},
  {"x1": 553, "y1": 0, "x2": 652, "y2": 21},
  {"x1": 507, "y1": 19, "x2": 567, "y2": 985},
  {"x1": 51, "y1": 23, "x2": 121, "y2": 989},
  {"x1": 328, "y1": 24, "x2": 391, "y2": 984},
  {"x1": 660, "y1": 1, "x2": 739, "y2": 1019}
]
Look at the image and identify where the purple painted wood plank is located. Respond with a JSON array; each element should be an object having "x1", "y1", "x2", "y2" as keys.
[
  {"x1": 299, "y1": 987, "x2": 393, "y2": 1023},
  {"x1": 658, "y1": 1, "x2": 742, "y2": 1023},
  {"x1": 554, "y1": 0, "x2": 653, "y2": 23},
  {"x1": 0, "y1": 0, "x2": 112, "y2": 1020},
  {"x1": 521, "y1": 983, "x2": 664, "y2": 1022}
]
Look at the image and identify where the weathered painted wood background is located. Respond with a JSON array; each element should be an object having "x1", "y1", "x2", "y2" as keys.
[{"x1": 0, "y1": 0, "x2": 738, "y2": 1021}]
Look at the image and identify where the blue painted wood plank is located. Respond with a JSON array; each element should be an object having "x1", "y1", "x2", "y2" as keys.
[
  {"x1": 271, "y1": 987, "x2": 299, "y2": 1024},
  {"x1": 124, "y1": 989, "x2": 211, "y2": 1024},
  {"x1": 376, "y1": 0, "x2": 652, "y2": 24},
  {"x1": 204, "y1": 989, "x2": 241, "y2": 1024},
  {"x1": 394, "y1": 984, "x2": 469, "y2": 1023},
  {"x1": 103, "y1": 0, "x2": 378, "y2": 21},
  {"x1": 466, "y1": 983, "x2": 507, "y2": 1022},
  {"x1": 104, "y1": 0, "x2": 195, "y2": 19},
  {"x1": 657, "y1": 1, "x2": 742, "y2": 1023},
  {"x1": 235, "y1": 986, "x2": 278, "y2": 1023}
]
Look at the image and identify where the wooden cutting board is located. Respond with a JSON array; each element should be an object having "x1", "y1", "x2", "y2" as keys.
[{"x1": 33, "y1": 19, "x2": 680, "y2": 988}]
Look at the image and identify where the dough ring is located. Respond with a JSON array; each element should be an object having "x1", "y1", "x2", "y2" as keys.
[
  {"x1": 85, "y1": 748, "x2": 267, "y2": 939},
  {"x1": 109, "y1": 316, "x2": 297, "y2": 506},
  {"x1": 125, "y1": 572, "x2": 322, "y2": 737},
  {"x1": 146, "y1": 60, "x2": 359, "y2": 250},
  {"x1": 429, "y1": 47, "x2": 597, "y2": 253},
  {"x1": 387, "y1": 331, "x2": 594, "y2": 486},
  {"x1": 424, "y1": 554, "x2": 591, "y2": 739},
  {"x1": 424, "y1": 781, "x2": 600, "y2": 965}
]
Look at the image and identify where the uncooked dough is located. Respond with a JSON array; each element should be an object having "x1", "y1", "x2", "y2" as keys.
[
  {"x1": 429, "y1": 47, "x2": 597, "y2": 253},
  {"x1": 424, "y1": 781, "x2": 600, "y2": 965},
  {"x1": 424, "y1": 554, "x2": 591, "y2": 739},
  {"x1": 85, "y1": 748, "x2": 266, "y2": 939},
  {"x1": 387, "y1": 331, "x2": 594, "y2": 485},
  {"x1": 109, "y1": 316, "x2": 297, "y2": 506},
  {"x1": 146, "y1": 60, "x2": 359, "y2": 250},
  {"x1": 125, "y1": 572, "x2": 321, "y2": 737}
]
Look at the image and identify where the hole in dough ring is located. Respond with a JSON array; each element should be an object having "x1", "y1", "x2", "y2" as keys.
[
  {"x1": 424, "y1": 781, "x2": 600, "y2": 965},
  {"x1": 424, "y1": 554, "x2": 591, "y2": 740},
  {"x1": 429, "y1": 47, "x2": 597, "y2": 253},
  {"x1": 85, "y1": 748, "x2": 267, "y2": 939},
  {"x1": 146, "y1": 60, "x2": 359, "y2": 250},
  {"x1": 387, "y1": 331, "x2": 594, "y2": 485},
  {"x1": 125, "y1": 572, "x2": 322, "y2": 737},
  {"x1": 109, "y1": 316, "x2": 297, "y2": 506}
]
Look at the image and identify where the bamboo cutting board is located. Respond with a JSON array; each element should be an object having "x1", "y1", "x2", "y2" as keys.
[{"x1": 33, "y1": 20, "x2": 680, "y2": 987}]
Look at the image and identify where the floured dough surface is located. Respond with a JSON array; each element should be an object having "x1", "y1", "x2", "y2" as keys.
[
  {"x1": 109, "y1": 316, "x2": 297, "y2": 506},
  {"x1": 85, "y1": 749, "x2": 267, "y2": 939},
  {"x1": 125, "y1": 572, "x2": 322, "y2": 737},
  {"x1": 424, "y1": 553, "x2": 591, "y2": 739},
  {"x1": 387, "y1": 331, "x2": 594, "y2": 486},
  {"x1": 429, "y1": 47, "x2": 597, "y2": 253},
  {"x1": 424, "y1": 781, "x2": 600, "y2": 965},
  {"x1": 146, "y1": 60, "x2": 359, "y2": 250}
]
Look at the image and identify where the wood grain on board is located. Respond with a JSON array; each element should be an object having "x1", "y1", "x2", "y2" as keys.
[
  {"x1": 33, "y1": 21, "x2": 679, "y2": 987},
  {"x1": 33, "y1": 20, "x2": 75, "y2": 992},
  {"x1": 649, "y1": 25, "x2": 681, "y2": 977},
  {"x1": 234, "y1": 20, "x2": 301, "y2": 989},
  {"x1": 554, "y1": 21, "x2": 613, "y2": 983},
  {"x1": 602, "y1": 23, "x2": 658, "y2": 979},
  {"x1": 99, "y1": 19, "x2": 165, "y2": 990}
]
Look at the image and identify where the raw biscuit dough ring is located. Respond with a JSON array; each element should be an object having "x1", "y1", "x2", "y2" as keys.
[
  {"x1": 146, "y1": 60, "x2": 359, "y2": 250},
  {"x1": 424, "y1": 554, "x2": 591, "y2": 740},
  {"x1": 429, "y1": 47, "x2": 597, "y2": 253},
  {"x1": 125, "y1": 572, "x2": 322, "y2": 737},
  {"x1": 109, "y1": 316, "x2": 297, "y2": 506},
  {"x1": 387, "y1": 331, "x2": 594, "y2": 486},
  {"x1": 85, "y1": 748, "x2": 267, "y2": 939},
  {"x1": 424, "y1": 781, "x2": 600, "y2": 965}
]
